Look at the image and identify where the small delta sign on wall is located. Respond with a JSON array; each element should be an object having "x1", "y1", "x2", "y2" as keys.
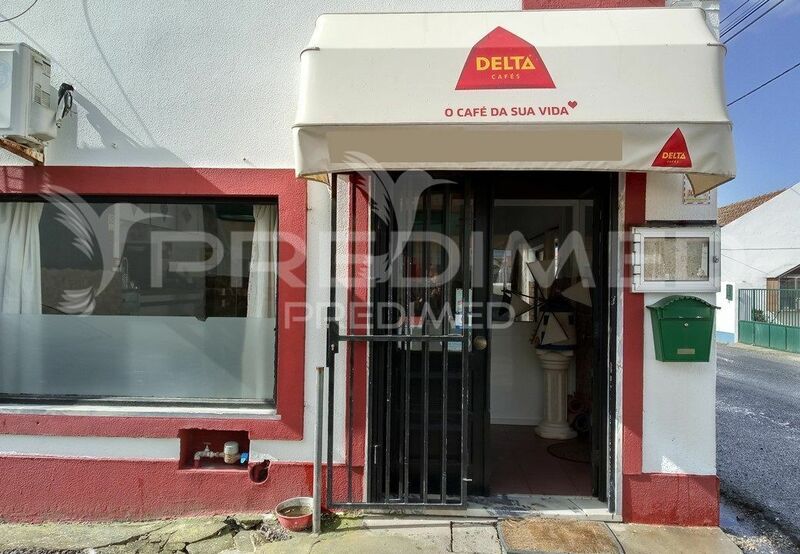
[{"x1": 456, "y1": 27, "x2": 555, "y2": 90}]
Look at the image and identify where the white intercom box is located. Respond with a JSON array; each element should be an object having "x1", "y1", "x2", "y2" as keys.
[{"x1": 0, "y1": 43, "x2": 58, "y2": 147}]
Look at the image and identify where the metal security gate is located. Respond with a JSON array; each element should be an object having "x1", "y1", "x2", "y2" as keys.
[
  {"x1": 325, "y1": 175, "x2": 478, "y2": 509},
  {"x1": 738, "y1": 288, "x2": 800, "y2": 353}
]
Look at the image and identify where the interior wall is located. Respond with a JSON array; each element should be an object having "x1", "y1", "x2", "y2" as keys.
[
  {"x1": 490, "y1": 322, "x2": 543, "y2": 425},
  {"x1": 489, "y1": 201, "x2": 582, "y2": 426}
]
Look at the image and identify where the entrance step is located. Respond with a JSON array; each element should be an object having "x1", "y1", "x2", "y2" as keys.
[
  {"x1": 466, "y1": 495, "x2": 618, "y2": 520},
  {"x1": 381, "y1": 495, "x2": 619, "y2": 521}
]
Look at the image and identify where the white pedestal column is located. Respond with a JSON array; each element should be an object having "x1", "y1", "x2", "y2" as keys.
[{"x1": 534, "y1": 348, "x2": 577, "y2": 440}]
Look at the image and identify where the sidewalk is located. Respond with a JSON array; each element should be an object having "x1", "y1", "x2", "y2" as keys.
[{"x1": 0, "y1": 513, "x2": 743, "y2": 553}]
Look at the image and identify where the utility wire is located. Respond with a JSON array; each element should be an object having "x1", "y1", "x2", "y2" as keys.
[
  {"x1": 721, "y1": 0, "x2": 769, "y2": 35},
  {"x1": 724, "y1": 0, "x2": 788, "y2": 43},
  {"x1": 721, "y1": 0, "x2": 753, "y2": 24},
  {"x1": 0, "y1": 0, "x2": 39, "y2": 23},
  {"x1": 721, "y1": 0, "x2": 770, "y2": 36},
  {"x1": 728, "y1": 60, "x2": 800, "y2": 106}
]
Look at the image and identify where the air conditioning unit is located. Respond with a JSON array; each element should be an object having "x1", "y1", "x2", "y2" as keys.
[{"x1": 0, "y1": 42, "x2": 58, "y2": 148}]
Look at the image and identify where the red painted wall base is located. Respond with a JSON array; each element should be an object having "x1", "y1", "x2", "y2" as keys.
[
  {"x1": 623, "y1": 473, "x2": 720, "y2": 526},
  {"x1": 0, "y1": 456, "x2": 362, "y2": 522}
]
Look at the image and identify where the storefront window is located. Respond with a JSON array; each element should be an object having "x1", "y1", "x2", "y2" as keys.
[{"x1": 0, "y1": 199, "x2": 277, "y2": 407}]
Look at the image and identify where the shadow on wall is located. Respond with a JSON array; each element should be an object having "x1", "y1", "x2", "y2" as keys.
[
  {"x1": 0, "y1": 90, "x2": 219, "y2": 193},
  {"x1": 0, "y1": 0, "x2": 188, "y2": 168},
  {"x1": 0, "y1": 85, "x2": 189, "y2": 169},
  {"x1": 45, "y1": 91, "x2": 189, "y2": 167}
]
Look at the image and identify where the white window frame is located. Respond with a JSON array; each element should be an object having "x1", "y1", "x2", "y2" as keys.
[{"x1": 631, "y1": 226, "x2": 721, "y2": 293}]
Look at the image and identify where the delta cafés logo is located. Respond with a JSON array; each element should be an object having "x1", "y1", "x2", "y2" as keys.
[
  {"x1": 652, "y1": 128, "x2": 693, "y2": 168},
  {"x1": 456, "y1": 27, "x2": 555, "y2": 90}
]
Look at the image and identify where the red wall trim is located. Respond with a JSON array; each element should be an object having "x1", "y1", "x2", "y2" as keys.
[
  {"x1": 346, "y1": 177, "x2": 370, "y2": 479},
  {"x1": 623, "y1": 474, "x2": 720, "y2": 526},
  {"x1": 523, "y1": 0, "x2": 664, "y2": 8},
  {"x1": 622, "y1": 172, "x2": 646, "y2": 478},
  {"x1": 0, "y1": 166, "x2": 307, "y2": 440},
  {"x1": 0, "y1": 456, "x2": 362, "y2": 522}
]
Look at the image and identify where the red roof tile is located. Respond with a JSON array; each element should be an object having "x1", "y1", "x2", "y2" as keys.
[{"x1": 718, "y1": 189, "x2": 785, "y2": 226}]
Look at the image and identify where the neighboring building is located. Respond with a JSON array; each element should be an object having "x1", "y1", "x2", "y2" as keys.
[
  {"x1": 717, "y1": 189, "x2": 785, "y2": 227},
  {"x1": 0, "y1": 0, "x2": 734, "y2": 528},
  {"x1": 716, "y1": 184, "x2": 800, "y2": 346}
]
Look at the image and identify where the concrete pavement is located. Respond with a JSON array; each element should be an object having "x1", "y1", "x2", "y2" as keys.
[{"x1": 0, "y1": 514, "x2": 743, "y2": 553}]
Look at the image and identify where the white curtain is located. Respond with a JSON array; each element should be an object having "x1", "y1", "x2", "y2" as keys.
[
  {"x1": 247, "y1": 204, "x2": 278, "y2": 318},
  {"x1": 0, "y1": 203, "x2": 43, "y2": 314},
  {"x1": 242, "y1": 204, "x2": 278, "y2": 400}
]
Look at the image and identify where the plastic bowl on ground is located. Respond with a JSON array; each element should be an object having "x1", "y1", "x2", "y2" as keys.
[{"x1": 274, "y1": 496, "x2": 314, "y2": 531}]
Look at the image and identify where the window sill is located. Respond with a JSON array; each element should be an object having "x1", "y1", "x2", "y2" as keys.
[{"x1": 0, "y1": 403, "x2": 280, "y2": 420}]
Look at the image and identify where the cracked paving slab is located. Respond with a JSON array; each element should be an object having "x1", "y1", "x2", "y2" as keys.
[{"x1": 0, "y1": 521, "x2": 168, "y2": 551}]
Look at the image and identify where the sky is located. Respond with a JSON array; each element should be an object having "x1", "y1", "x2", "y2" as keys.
[{"x1": 720, "y1": 0, "x2": 800, "y2": 206}]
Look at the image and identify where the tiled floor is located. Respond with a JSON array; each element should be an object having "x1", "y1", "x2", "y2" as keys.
[{"x1": 488, "y1": 424, "x2": 593, "y2": 496}]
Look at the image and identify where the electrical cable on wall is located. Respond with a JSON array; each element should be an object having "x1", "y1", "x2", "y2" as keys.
[{"x1": 0, "y1": 0, "x2": 39, "y2": 23}]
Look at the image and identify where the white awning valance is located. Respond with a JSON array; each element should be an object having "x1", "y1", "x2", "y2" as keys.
[{"x1": 293, "y1": 8, "x2": 735, "y2": 193}]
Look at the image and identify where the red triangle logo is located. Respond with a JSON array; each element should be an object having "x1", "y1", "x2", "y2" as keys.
[
  {"x1": 456, "y1": 27, "x2": 556, "y2": 90},
  {"x1": 652, "y1": 128, "x2": 693, "y2": 168}
]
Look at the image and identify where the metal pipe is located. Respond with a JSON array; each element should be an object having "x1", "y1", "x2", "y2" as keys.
[
  {"x1": 422, "y1": 191, "x2": 430, "y2": 503},
  {"x1": 460, "y1": 185, "x2": 473, "y2": 502},
  {"x1": 326, "y1": 176, "x2": 338, "y2": 509},
  {"x1": 384, "y1": 259, "x2": 393, "y2": 501},
  {"x1": 441, "y1": 186, "x2": 450, "y2": 503},
  {"x1": 403, "y1": 251, "x2": 411, "y2": 502},
  {"x1": 347, "y1": 179, "x2": 356, "y2": 503},
  {"x1": 313, "y1": 365, "x2": 325, "y2": 535}
]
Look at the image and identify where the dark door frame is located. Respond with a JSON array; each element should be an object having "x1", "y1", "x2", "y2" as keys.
[{"x1": 359, "y1": 171, "x2": 618, "y2": 506}]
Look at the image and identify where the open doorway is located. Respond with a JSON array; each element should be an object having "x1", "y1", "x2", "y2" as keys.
[
  {"x1": 489, "y1": 198, "x2": 595, "y2": 496},
  {"x1": 362, "y1": 172, "x2": 616, "y2": 506},
  {"x1": 481, "y1": 175, "x2": 616, "y2": 501}
]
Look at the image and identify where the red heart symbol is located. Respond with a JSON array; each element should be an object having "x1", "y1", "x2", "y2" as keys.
[{"x1": 568, "y1": 100, "x2": 578, "y2": 109}]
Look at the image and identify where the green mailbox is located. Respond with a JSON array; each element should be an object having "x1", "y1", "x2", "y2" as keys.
[{"x1": 647, "y1": 296, "x2": 719, "y2": 362}]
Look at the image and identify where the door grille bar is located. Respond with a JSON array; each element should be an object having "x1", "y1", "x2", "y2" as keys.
[{"x1": 326, "y1": 177, "x2": 471, "y2": 510}]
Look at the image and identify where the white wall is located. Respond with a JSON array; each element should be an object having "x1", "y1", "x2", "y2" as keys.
[
  {"x1": 0, "y1": 0, "x2": 517, "y2": 169},
  {"x1": 717, "y1": 185, "x2": 800, "y2": 346},
  {"x1": 645, "y1": 172, "x2": 717, "y2": 222},
  {"x1": 640, "y1": 174, "x2": 719, "y2": 476},
  {"x1": 721, "y1": 185, "x2": 800, "y2": 289},
  {"x1": 490, "y1": 323, "x2": 544, "y2": 425},
  {"x1": 642, "y1": 292, "x2": 717, "y2": 475}
]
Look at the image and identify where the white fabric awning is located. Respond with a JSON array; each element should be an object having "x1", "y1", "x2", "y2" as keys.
[{"x1": 293, "y1": 8, "x2": 735, "y2": 193}]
